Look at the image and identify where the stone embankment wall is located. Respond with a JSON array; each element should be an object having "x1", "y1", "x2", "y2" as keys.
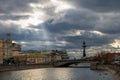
[
  {"x1": 96, "y1": 65, "x2": 120, "y2": 80},
  {"x1": 0, "y1": 64, "x2": 53, "y2": 72}
]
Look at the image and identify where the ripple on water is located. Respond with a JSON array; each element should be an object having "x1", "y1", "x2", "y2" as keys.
[{"x1": 1, "y1": 68, "x2": 115, "y2": 80}]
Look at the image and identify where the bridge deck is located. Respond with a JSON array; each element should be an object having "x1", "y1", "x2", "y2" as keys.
[{"x1": 54, "y1": 59, "x2": 92, "y2": 67}]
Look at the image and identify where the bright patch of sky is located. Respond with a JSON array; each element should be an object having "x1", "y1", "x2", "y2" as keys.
[{"x1": 1, "y1": 0, "x2": 120, "y2": 56}]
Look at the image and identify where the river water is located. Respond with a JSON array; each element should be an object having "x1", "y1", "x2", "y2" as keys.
[{"x1": 0, "y1": 67, "x2": 115, "y2": 80}]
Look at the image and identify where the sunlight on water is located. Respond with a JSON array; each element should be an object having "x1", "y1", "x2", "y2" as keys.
[{"x1": 1, "y1": 68, "x2": 115, "y2": 80}]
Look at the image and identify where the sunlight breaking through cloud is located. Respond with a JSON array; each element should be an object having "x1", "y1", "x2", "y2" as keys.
[
  {"x1": 0, "y1": 0, "x2": 120, "y2": 54},
  {"x1": 51, "y1": 0, "x2": 74, "y2": 13},
  {"x1": 110, "y1": 39, "x2": 120, "y2": 48}
]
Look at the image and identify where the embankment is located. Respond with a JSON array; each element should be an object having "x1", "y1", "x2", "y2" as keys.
[
  {"x1": 0, "y1": 64, "x2": 53, "y2": 72},
  {"x1": 96, "y1": 65, "x2": 120, "y2": 80}
]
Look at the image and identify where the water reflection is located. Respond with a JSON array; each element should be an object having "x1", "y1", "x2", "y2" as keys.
[
  {"x1": 1, "y1": 68, "x2": 115, "y2": 80},
  {"x1": 0, "y1": 73, "x2": 3, "y2": 80}
]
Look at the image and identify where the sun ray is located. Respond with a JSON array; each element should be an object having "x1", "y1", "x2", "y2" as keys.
[{"x1": 51, "y1": 0, "x2": 74, "y2": 13}]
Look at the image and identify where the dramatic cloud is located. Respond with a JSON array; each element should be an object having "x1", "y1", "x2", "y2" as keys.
[
  {"x1": 0, "y1": 0, "x2": 120, "y2": 56},
  {"x1": 0, "y1": 0, "x2": 40, "y2": 13},
  {"x1": 67, "y1": 0, "x2": 120, "y2": 12}
]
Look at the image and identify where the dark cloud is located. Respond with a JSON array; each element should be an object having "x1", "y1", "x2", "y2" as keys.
[
  {"x1": 61, "y1": 9, "x2": 98, "y2": 29},
  {"x1": 61, "y1": 31, "x2": 114, "y2": 49},
  {"x1": 0, "y1": 14, "x2": 29, "y2": 20},
  {"x1": 0, "y1": 25, "x2": 20, "y2": 34},
  {"x1": 0, "y1": 25, "x2": 21, "y2": 40},
  {"x1": 32, "y1": 7, "x2": 120, "y2": 50},
  {"x1": 42, "y1": 9, "x2": 98, "y2": 34},
  {"x1": 97, "y1": 26, "x2": 120, "y2": 34},
  {"x1": 0, "y1": 0, "x2": 120, "y2": 51},
  {"x1": 96, "y1": 15, "x2": 120, "y2": 34},
  {"x1": 67, "y1": 0, "x2": 120, "y2": 12},
  {"x1": 0, "y1": 0, "x2": 40, "y2": 13}
]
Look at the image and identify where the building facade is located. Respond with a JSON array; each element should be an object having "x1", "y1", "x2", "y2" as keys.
[
  {"x1": 25, "y1": 51, "x2": 48, "y2": 64},
  {"x1": 12, "y1": 43, "x2": 21, "y2": 55},
  {"x1": 3, "y1": 34, "x2": 21, "y2": 57},
  {"x1": 0, "y1": 39, "x2": 4, "y2": 63},
  {"x1": 0, "y1": 34, "x2": 22, "y2": 64},
  {"x1": 4, "y1": 38, "x2": 12, "y2": 57}
]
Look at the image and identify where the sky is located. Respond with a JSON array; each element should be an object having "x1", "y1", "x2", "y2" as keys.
[{"x1": 0, "y1": 0, "x2": 120, "y2": 56}]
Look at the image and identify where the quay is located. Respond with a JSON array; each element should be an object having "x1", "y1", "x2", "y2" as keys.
[
  {"x1": 0, "y1": 63, "x2": 90, "y2": 72},
  {"x1": 98, "y1": 65, "x2": 120, "y2": 80},
  {"x1": 90, "y1": 63, "x2": 120, "y2": 80},
  {"x1": 0, "y1": 62, "x2": 120, "y2": 80},
  {"x1": 0, "y1": 59, "x2": 92, "y2": 72},
  {"x1": 0, "y1": 64, "x2": 53, "y2": 72}
]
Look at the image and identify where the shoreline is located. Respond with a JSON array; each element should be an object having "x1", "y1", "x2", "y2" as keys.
[
  {"x1": 96, "y1": 65, "x2": 120, "y2": 80},
  {"x1": 0, "y1": 64, "x2": 53, "y2": 72},
  {"x1": 1, "y1": 63, "x2": 119, "y2": 80}
]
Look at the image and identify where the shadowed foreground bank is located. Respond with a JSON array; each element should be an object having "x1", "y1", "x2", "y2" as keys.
[{"x1": 93, "y1": 64, "x2": 120, "y2": 80}]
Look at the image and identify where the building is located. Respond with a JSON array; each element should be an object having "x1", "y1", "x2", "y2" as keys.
[
  {"x1": 56, "y1": 50, "x2": 69, "y2": 60},
  {"x1": 0, "y1": 39, "x2": 4, "y2": 63},
  {"x1": 1, "y1": 33, "x2": 22, "y2": 64},
  {"x1": 103, "y1": 53, "x2": 120, "y2": 62},
  {"x1": 12, "y1": 54, "x2": 27, "y2": 63},
  {"x1": 27, "y1": 53, "x2": 46, "y2": 63},
  {"x1": 12, "y1": 43, "x2": 21, "y2": 55},
  {"x1": 4, "y1": 33, "x2": 13, "y2": 57},
  {"x1": 115, "y1": 53, "x2": 120, "y2": 61},
  {"x1": 94, "y1": 52, "x2": 120, "y2": 64},
  {"x1": 4, "y1": 33, "x2": 21, "y2": 57},
  {"x1": 49, "y1": 50, "x2": 69, "y2": 64},
  {"x1": 25, "y1": 51, "x2": 48, "y2": 64}
]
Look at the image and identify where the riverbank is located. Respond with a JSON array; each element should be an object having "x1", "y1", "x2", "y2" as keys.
[
  {"x1": 96, "y1": 65, "x2": 120, "y2": 80},
  {"x1": 0, "y1": 65, "x2": 90, "y2": 72},
  {"x1": 0, "y1": 64, "x2": 53, "y2": 72}
]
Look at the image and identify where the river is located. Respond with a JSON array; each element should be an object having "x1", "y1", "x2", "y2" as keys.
[{"x1": 0, "y1": 67, "x2": 115, "y2": 80}]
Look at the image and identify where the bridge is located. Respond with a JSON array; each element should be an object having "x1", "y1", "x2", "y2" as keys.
[
  {"x1": 0, "y1": 41, "x2": 90, "y2": 71},
  {"x1": 53, "y1": 59, "x2": 92, "y2": 67},
  {"x1": 51, "y1": 41, "x2": 88, "y2": 67},
  {"x1": 0, "y1": 59, "x2": 93, "y2": 72}
]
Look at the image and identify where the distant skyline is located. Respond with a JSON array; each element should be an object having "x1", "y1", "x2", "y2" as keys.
[{"x1": 0, "y1": 0, "x2": 120, "y2": 55}]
